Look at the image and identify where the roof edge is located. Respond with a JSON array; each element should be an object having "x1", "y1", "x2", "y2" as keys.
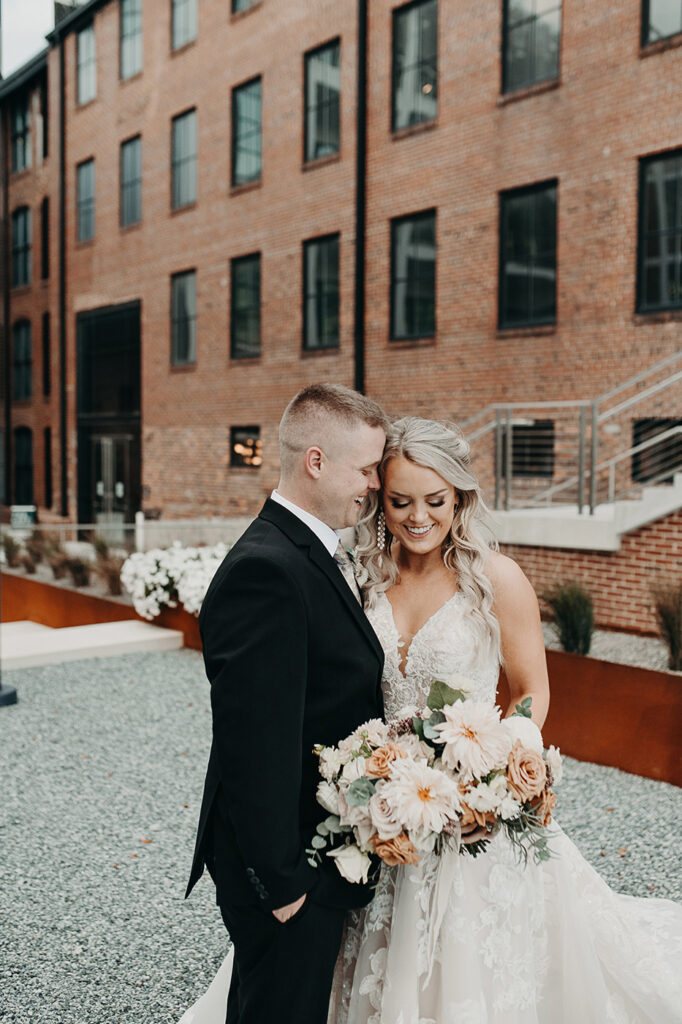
[
  {"x1": 46, "y1": 0, "x2": 112, "y2": 43},
  {"x1": 0, "y1": 49, "x2": 48, "y2": 102}
]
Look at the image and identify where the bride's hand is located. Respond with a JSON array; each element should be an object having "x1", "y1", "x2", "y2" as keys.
[{"x1": 272, "y1": 893, "x2": 306, "y2": 922}]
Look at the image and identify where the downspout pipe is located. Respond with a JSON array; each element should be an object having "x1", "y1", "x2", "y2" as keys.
[
  {"x1": 2, "y1": 104, "x2": 11, "y2": 506},
  {"x1": 58, "y1": 33, "x2": 67, "y2": 517},
  {"x1": 353, "y1": 0, "x2": 368, "y2": 394}
]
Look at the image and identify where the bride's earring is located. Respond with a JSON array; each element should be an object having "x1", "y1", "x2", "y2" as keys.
[{"x1": 376, "y1": 509, "x2": 386, "y2": 552}]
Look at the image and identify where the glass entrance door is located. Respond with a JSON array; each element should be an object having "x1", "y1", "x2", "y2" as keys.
[{"x1": 92, "y1": 434, "x2": 133, "y2": 541}]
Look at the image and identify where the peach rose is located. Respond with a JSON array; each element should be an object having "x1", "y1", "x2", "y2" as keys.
[
  {"x1": 365, "y1": 742, "x2": 407, "y2": 780},
  {"x1": 531, "y1": 788, "x2": 557, "y2": 826},
  {"x1": 507, "y1": 741, "x2": 547, "y2": 802},
  {"x1": 371, "y1": 832, "x2": 420, "y2": 866},
  {"x1": 459, "y1": 801, "x2": 498, "y2": 830}
]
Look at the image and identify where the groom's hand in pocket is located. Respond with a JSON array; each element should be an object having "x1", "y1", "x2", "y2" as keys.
[{"x1": 272, "y1": 893, "x2": 306, "y2": 923}]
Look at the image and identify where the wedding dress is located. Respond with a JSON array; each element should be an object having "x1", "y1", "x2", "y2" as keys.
[{"x1": 180, "y1": 591, "x2": 682, "y2": 1024}]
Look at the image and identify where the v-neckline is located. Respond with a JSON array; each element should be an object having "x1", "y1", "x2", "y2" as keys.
[{"x1": 384, "y1": 591, "x2": 462, "y2": 679}]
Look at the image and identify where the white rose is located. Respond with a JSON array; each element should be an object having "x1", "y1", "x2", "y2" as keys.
[
  {"x1": 394, "y1": 732, "x2": 431, "y2": 764},
  {"x1": 467, "y1": 776, "x2": 507, "y2": 813},
  {"x1": 502, "y1": 716, "x2": 544, "y2": 755},
  {"x1": 316, "y1": 781, "x2": 340, "y2": 815},
  {"x1": 341, "y1": 757, "x2": 367, "y2": 785},
  {"x1": 327, "y1": 844, "x2": 372, "y2": 884},
  {"x1": 545, "y1": 745, "x2": 563, "y2": 784},
  {"x1": 319, "y1": 748, "x2": 343, "y2": 781},
  {"x1": 368, "y1": 790, "x2": 402, "y2": 840},
  {"x1": 444, "y1": 672, "x2": 478, "y2": 698},
  {"x1": 411, "y1": 828, "x2": 438, "y2": 854},
  {"x1": 361, "y1": 719, "x2": 391, "y2": 747}
]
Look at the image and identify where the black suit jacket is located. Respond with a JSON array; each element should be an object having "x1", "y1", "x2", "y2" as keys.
[{"x1": 186, "y1": 499, "x2": 385, "y2": 911}]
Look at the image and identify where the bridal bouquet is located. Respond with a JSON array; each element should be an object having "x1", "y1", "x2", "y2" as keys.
[{"x1": 307, "y1": 678, "x2": 561, "y2": 884}]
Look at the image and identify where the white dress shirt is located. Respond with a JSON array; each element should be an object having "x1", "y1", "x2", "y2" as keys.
[{"x1": 270, "y1": 490, "x2": 339, "y2": 558}]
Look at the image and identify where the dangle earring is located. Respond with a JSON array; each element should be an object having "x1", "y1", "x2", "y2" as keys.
[{"x1": 376, "y1": 509, "x2": 386, "y2": 552}]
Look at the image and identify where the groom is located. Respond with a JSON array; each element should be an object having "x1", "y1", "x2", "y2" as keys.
[{"x1": 186, "y1": 383, "x2": 388, "y2": 1022}]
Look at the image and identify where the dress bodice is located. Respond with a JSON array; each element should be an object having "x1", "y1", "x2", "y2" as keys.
[{"x1": 366, "y1": 591, "x2": 500, "y2": 721}]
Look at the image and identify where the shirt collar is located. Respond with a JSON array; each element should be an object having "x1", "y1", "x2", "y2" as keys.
[{"x1": 270, "y1": 490, "x2": 339, "y2": 558}]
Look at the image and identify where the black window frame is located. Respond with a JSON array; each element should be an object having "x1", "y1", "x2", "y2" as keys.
[
  {"x1": 14, "y1": 426, "x2": 34, "y2": 505},
  {"x1": 231, "y1": 76, "x2": 262, "y2": 187},
  {"x1": 44, "y1": 426, "x2": 53, "y2": 509},
  {"x1": 77, "y1": 22, "x2": 97, "y2": 106},
  {"x1": 501, "y1": 0, "x2": 562, "y2": 95},
  {"x1": 10, "y1": 90, "x2": 31, "y2": 173},
  {"x1": 171, "y1": 108, "x2": 197, "y2": 210},
  {"x1": 13, "y1": 320, "x2": 32, "y2": 402},
  {"x1": 498, "y1": 179, "x2": 558, "y2": 330},
  {"x1": 120, "y1": 0, "x2": 143, "y2": 79},
  {"x1": 230, "y1": 425, "x2": 262, "y2": 468},
  {"x1": 42, "y1": 312, "x2": 51, "y2": 398},
  {"x1": 642, "y1": 0, "x2": 682, "y2": 46},
  {"x1": 632, "y1": 417, "x2": 682, "y2": 482},
  {"x1": 11, "y1": 206, "x2": 31, "y2": 288},
  {"x1": 303, "y1": 233, "x2": 340, "y2": 351},
  {"x1": 170, "y1": 269, "x2": 197, "y2": 366},
  {"x1": 232, "y1": 0, "x2": 259, "y2": 11},
  {"x1": 391, "y1": 0, "x2": 438, "y2": 133},
  {"x1": 502, "y1": 420, "x2": 556, "y2": 479},
  {"x1": 637, "y1": 149, "x2": 682, "y2": 313},
  {"x1": 389, "y1": 208, "x2": 437, "y2": 341},
  {"x1": 230, "y1": 253, "x2": 261, "y2": 359},
  {"x1": 304, "y1": 38, "x2": 341, "y2": 164},
  {"x1": 120, "y1": 134, "x2": 142, "y2": 227},
  {"x1": 76, "y1": 158, "x2": 96, "y2": 242},
  {"x1": 171, "y1": 0, "x2": 197, "y2": 51},
  {"x1": 41, "y1": 196, "x2": 50, "y2": 279}
]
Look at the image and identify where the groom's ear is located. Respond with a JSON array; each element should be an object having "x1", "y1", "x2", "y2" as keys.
[{"x1": 304, "y1": 446, "x2": 324, "y2": 479}]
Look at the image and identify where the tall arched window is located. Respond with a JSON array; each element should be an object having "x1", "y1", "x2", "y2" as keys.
[{"x1": 14, "y1": 426, "x2": 34, "y2": 505}]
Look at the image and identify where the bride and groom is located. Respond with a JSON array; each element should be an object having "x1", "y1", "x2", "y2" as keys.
[{"x1": 183, "y1": 383, "x2": 681, "y2": 1023}]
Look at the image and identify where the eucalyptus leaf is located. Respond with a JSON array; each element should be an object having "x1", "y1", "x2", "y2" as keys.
[
  {"x1": 514, "y1": 697, "x2": 533, "y2": 719},
  {"x1": 307, "y1": 857, "x2": 318, "y2": 868},
  {"x1": 325, "y1": 815, "x2": 342, "y2": 834},
  {"x1": 346, "y1": 776, "x2": 376, "y2": 807},
  {"x1": 423, "y1": 709, "x2": 446, "y2": 742},
  {"x1": 311, "y1": 835, "x2": 327, "y2": 849},
  {"x1": 316, "y1": 822, "x2": 329, "y2": 837},
  {"x1": 427, "y1": 679, "x2": 465, "y2": 711},
  {"x1": 412, "y1": 716, "x2": 426, "y2": 742}
]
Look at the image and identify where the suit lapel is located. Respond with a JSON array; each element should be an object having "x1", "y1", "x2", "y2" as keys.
[{"x1": 259, "y1": 499, "x2": 384, "y2": 666}]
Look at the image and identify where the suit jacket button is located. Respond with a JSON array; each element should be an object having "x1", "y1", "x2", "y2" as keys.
[{"x1": 246, "y1": 868, "x2": 255, "y2": 877}]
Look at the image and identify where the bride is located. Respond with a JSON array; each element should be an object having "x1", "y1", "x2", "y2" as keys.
[{"x1": 181, "y1": 417, "x2": 682, "y2": 1023}]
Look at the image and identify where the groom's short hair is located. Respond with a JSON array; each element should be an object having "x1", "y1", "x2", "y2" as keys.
[{"x1": 279, "y1": 383, "x2": 388, "y2": 473}]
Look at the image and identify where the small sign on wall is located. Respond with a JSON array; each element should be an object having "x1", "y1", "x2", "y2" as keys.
[{"x1": 10, "y1": 505, "x2": 37, "y2": 528}]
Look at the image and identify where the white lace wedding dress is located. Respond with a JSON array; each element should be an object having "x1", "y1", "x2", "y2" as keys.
[{"x1": 180, "y1": 592, "x2": 682, "y2": 1024}]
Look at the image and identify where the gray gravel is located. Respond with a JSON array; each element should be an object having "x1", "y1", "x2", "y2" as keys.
[
  {"x1": 542, "y1": 621, "x2": 679, "y2": 673},
  {"x1": 1, "y1": 650, "x2": 680, "y2": 1024}
]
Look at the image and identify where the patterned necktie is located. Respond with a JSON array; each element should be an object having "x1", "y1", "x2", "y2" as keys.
[{"x1": 334, "y1": 541, "x2": 362, "y2": 604}]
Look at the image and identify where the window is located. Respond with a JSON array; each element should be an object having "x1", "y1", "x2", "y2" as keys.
[
  {"x1": 632, "y1": 418, "x2": 682, "y2": 482},
  {"x1": 230, "y1": 426, "x2": 262, "y2": 468},
  {"x1": 502, "y1": 420, "x2": 555, "y2": 478},
  {"x1": 14, "y1": 427, "x2": 34, "y2": 505},
  {"x1": 10, "y1": 91, "x2": 31, "y2": 172},
  {"x1": 499, "y1": 180, "x2": 557, "y2": 329},
  {"x1": 41, "y1": 197, "x2": 50, "y2": 279},
  {"x1": 121, "y1": 0, "x2": 143, "y2": 79},
  {"x1": 392, "y1": 0, "x2": 437, "y2": 132},
  {"x1": 502, "y1": 1, "x2": 561, "y2": 94},
  {"x1": 232, "y1": 0, "x2": 259, "y2": 11},
  {"x1": 171, "y1": 270, "x2": 196, "y2": 365},
  {"x1": 638, "y1": 150, "x2": 682, "y2": 312},
  {"x1": 13, "y1": 321, "x2": 32, "y2": 401},
  {"x1": 172, "y1": 0, "x2": 197, "y2": 50},
  {"x1": 11, "y1": 207, "x2": 31, "y2": 288},
  {"x1": 643, "y1": 1, "x2": 682, "y2": 44},
  {"x1": 305, "y1": 40, "x2": 341, "y2": 162},
  {"x1": 44, "y1": 427, "x2": 53, "y2": 509},
  {"x1": 77, "y1": 24, "x2": 97, "y2": 105},
  {"x1": 390, "y1": 210, "x2": 436, "y2": 340},
  {"x1": 120, "y1": 135, "x2": 142, "y2": 226},
  {"x1": 171, "y1": 109, "x2": 197, "y2": 209},
  {"x1": 303, "y1": 234, "x2": 340, "y2": 350},
  {"x1": 231, "y1": 254, "x2": 261, "y2": 358},
  {"x1": 76, "y1": 159, "x2": 95, "y2": 241},
  {"x1": 232, "y1": 77, "x2": 262, "y2": 186},
  {"x1": 42, "y1": 312, "x2": 51, "y2": 398}
]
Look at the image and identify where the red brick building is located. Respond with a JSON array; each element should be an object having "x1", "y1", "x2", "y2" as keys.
[{"x1": 2, "y1": 0, "x2": 681, "y2": 630}]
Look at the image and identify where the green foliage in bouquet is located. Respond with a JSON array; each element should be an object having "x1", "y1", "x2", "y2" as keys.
[
  {"x1": 651, "y1": 579, "x2": 682, "y2": 672},
  {"x1": 542, "y1": 581, "x2": 594, "y2": 655}
]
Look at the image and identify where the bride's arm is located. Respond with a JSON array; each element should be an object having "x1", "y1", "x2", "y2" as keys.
[{"x1": 487, "y1": 552, "x2": 550, "y2": 729}]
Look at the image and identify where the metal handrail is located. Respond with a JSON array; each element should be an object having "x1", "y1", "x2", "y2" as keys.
[{"x1": 597, "y1": 369, "x2": 682, "y2": 423}]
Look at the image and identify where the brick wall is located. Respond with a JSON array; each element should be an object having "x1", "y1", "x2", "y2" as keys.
[{"x1": 502, "y1": 508, "x2": 682, "y2": 635}]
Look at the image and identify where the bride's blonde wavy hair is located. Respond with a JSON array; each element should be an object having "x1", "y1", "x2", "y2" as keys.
[{"x1": 356, "y1": 416, "x2": 500, "y2": 656}]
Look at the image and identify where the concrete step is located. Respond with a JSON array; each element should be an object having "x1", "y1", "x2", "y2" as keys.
[{"x1": 1, "y1": 619, "x2": 183, "y2": 670}]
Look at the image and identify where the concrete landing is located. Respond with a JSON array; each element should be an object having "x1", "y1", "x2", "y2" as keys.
[{"x1": 0, "y1": 619, "x2": 183, "y2": 670}]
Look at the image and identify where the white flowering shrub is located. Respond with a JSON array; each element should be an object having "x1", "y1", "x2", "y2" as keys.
[{"x1": 121, "y1": 541, "x2": 229, "y2": 620}]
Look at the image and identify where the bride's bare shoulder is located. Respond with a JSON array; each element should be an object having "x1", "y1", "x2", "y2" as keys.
[{"x1": 483, "y1": 551, "x2": 538, "y2": 606}]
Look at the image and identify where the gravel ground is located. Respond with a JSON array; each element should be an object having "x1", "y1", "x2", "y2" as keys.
[
  {"x1": 542, "y1": 621, "x2": 679, "y2": 673},
  {"x1": 1, "y1": 650, "x2": 681, "y2": 1024}
]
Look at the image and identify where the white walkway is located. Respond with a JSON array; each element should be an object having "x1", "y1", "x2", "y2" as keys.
[{"x1": 0, "y1": 619, "x2": 183, "y2": 670}]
